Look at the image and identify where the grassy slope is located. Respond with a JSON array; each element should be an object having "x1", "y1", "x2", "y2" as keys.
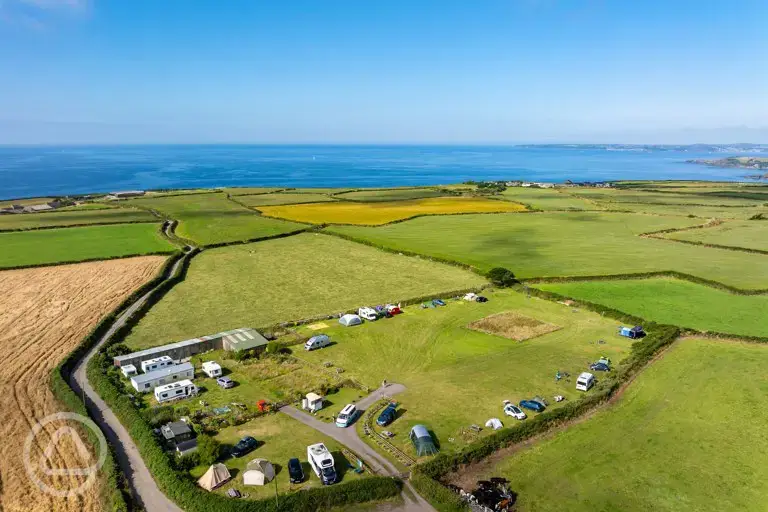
[
  {"x1": 222, "y1": 187, "x2": 284, "y2": 196},
  {"x1": 327, "y1": 212, "x2": 768, "y2": 289},
  {"x1": 125, "y1": 193, "x2": 305, "y2": 245},
  {"x1": 597, "y1": 202, "x2": 766, "y2": 219},
  {"x1": 664, "y1": 220, "x2": 768, "y2": 251},
  {"x1": 537, "y1": 278, "x2": 768, "y2": 336},
  {"x1": 0, "y1": 197, "x2": 55, "y2": 207},
  {"x1": 123, "y1": 233, "x2": 485, "y2": 349},
  {"x1": 0, "y1": 207, "x2": 156, "y2": 230},
  {"x1": 298, "y1": 289, "x2": 631, "y2": 456},
  {"x1": 335, "y1": 188, "x2": 446, "y2": 202},
  {"x1": 260, "y1": 197, "x2": 526, "y2": 225},
  {"x1": 499, "y1": 188, "x2": 598, "y2": 210},
  {"x1": 0, "y1": 223, "x2": 173, "y2": 268},
  {"x1": 237, "y1": 193, "x2": 337, "y2": 207},
  {"x1": 484, "y1": 339, "x2": 768, "y2": 512},
  {"x1": 566, "y1": 188, "x2": 760, "y2": 206}
]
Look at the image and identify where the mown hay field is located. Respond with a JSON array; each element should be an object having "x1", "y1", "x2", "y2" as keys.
[
  {"x1": 662, "y1": 219, "x2": 768, "y2": 251},
  {"x1": 335, "y1": 187, "x2": 446, "y2": 202},
  {"x1": 0, "y1": 207, "x2": 156, "y2": 231},
  {"x1": 237, "y1": 192, "x2": 336, "y2": 207},
  {"x1": 299, "y1": 288, "x2": 630, "y2": 454},
  {"x1": 259, "y1": 197, "x2": 526, "y2": 225},
  {"x1": 0, "y1": 256, "x2": 166, "y2": 512},
  {"x1": 467, "y1": 311, "x2": 561, "y2": 340},
  {"x1": 537, "y1": 278, "x2": 768, "y2": 336},
  {"x1": 327, "y1": 212, "x2": 768, "y2": 289},
  {"x1": 466, "y1": 338, "x2": 768, "y2": 512},
  {"x1": 0, "y1": 223, "x2": 174, "y2": 269},
  {"x1": 124, "y1": 193, "x2": 305, "y2": 245},
  {"x1": 123, "y1": 233, "x2": 485, "y2": 349}
]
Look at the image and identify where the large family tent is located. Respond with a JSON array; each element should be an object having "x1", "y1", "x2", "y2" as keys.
[
  {"x1": 243, "y1": 458, "x2": 275, "y2": 486},
  {"x1": 198, "y1": 463, "x2": 231, "y2": 491},
  {"x1": 409, "y1": 425, "x2": 439, "y2": 456},
  {"x1": 338, "y1": 314, "x2": 362, "y2": 327}
]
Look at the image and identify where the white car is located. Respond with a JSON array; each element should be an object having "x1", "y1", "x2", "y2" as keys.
[
  {"x1": 358, "y1": 307, "x2": 378, "y2": 321},
  {"x1": 503, "y1": 403, "x2": 527, "y2": 420}
]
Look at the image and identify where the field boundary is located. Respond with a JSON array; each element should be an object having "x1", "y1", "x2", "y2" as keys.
[
  {"x1": 639, "y1": 221, "x2": 768, "y2": 255},
  {"x1": 0, "y1": 218, "x2": 160, "y2": 233}
]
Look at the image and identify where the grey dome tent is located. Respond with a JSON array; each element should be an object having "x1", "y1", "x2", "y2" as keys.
[
  {"x1": 243, "y1": 458, "x2": 275, "y2": 486},
  {"x1": 339, "y1": 314, "x2": 362, "y2": 327},
  {"x1": 409, "y1": 425, "x2": 439, "y2": 456}
]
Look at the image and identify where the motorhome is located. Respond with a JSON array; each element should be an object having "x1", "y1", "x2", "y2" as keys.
[
  {"x1": 335, "y1": 404, "x2": 357, "y2": 428},
  {"x1": 576, "y1": 372, "x2": 595, "y2": 392},
  {"x1": 154, "y1": 379, "x2": 198, "y2": 403},
  {"x1": 307, "y1": 443, "x2": 337, "y2": 485},
  {"x1": 141, "y1": 355, "x2": 174, "y2": 373},
  {"x1": 357, "y1": 307, "x2": 378, "y2": 321},
  {"x1": 201, "y1": 361, "x2": 222, "y2": 378},
  {"x1": 304, "y1": 334, "x2": 331, "y2": 351}
]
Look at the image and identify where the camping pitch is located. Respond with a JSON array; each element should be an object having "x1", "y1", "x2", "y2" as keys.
[
  {"x1": 243, "y1": 459, "x2": 276, "y2": 486},
  {"x1": 198, "y1": 463, "x2": 231, "y2": 491}
]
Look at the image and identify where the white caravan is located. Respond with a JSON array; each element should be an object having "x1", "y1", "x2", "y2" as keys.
[{"x1": 154, "y1": 379, "x2": 198, "y2": 403}]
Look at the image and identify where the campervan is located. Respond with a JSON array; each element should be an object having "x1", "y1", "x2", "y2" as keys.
[
  {"x1": 307, "y1": 443, "x2": 337, "y2": 485},
  {"x1": 305, "y1": 334, "x2": 331, "y2": 351},
  {"x1": 358, "y1": 307, "x2": 378, "y2": 321},
  {"x1": 576, "y1": 372, "x2": 595, "y2": 392},
  {"x1": 335, "y1": 404, "x2": 357, "y2": 428}
]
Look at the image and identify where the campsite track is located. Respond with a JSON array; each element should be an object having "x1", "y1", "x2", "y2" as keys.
[{"x1": 280, "y1": 383, "x2": 438, "y2": 512}]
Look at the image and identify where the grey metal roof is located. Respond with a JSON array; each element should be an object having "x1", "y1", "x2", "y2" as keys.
[
  {"x1": 130, "y1": 362, "x2": 194, "y2": 386},
  {"x1": 161, "y1": 421, "x2": 193, "y2": 439}
]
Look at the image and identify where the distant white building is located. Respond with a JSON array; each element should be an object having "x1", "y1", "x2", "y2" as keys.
[{"x1": 130, "y1": 362, "x2": 195, "y2": 393}]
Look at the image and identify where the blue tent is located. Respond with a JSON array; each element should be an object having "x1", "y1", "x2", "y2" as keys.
[{"x1": 409, "y1": 425, "x2": 439, "y2": 456}]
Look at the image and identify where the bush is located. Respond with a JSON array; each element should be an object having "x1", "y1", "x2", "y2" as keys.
[
  {"x1": 106, "y1": 343, "x2": 131, "y2": 359},
  {"x1": 486, "y1": 267, "x2": 517, "y2": 287},
  {"x1": 146, "y1": 406, "x2": 175, "y2": 427},
  {"x1": 197, "y1": 434, "x2": 221, "y2": 466},
  {"x1": 234, "y1": 349, "x2": 258, "y2": 361},
  {"x1": 265, "y1": 341, "x2": 280, "y2": 354}
]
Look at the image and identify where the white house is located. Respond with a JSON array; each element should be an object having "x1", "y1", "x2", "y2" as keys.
[
  {"x1": 120, "y1": 364, "x2": 138, "y2": 378},
  {"x1": 154, "y1": 379, "x2": 198, "y2": 403},
  {"x1": 201, "y1": 361, "x2": 222, "y2": 378},
  {"x1": 141, "y1": 356, "x2": 175, "y2": 373},
  {"x1": 131, "y1": 362, "x2": 194, "y2": 392}
]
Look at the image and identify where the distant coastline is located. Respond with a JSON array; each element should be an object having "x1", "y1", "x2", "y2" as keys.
[{"x1": 686, "y1": 156, "x2": 768, "y2": 180}]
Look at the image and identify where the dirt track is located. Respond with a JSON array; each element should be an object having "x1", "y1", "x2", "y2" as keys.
[{"x1": 0, "y1": 256, "x2": 165, "y2": 512}]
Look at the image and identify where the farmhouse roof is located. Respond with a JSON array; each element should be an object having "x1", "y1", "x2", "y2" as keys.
[
  {"x1": 130, "y1": 362, "x2": 193, "y2": 387},
  {"x1": 161, "y1": 420, "x2": 193, "y2": 440}
]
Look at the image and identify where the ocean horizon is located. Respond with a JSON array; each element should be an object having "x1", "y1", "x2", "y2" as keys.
[{"x1": 1, "y1": 143, "x2": 765, "y2": 200}]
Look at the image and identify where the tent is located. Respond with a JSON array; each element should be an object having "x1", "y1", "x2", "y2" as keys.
[
  {"x1": 198, "y1": 463, "x2": 231, "y2": 491},
  {"x1": 243, "y1": 458, "x2": 275, "y2": 486},
  {"x1": 485, "y1": 418, "x2": 503, "y2": 430},
  {"x1": 339, "y1": 314, "x2": 362, "y2": 327},
  {"x1": 409, "y1": 425, "x2": 439, "y2": 456}
]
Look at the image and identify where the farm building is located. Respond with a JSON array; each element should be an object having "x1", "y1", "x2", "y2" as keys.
[
  {"x1": 154, "y1": 379, "x2": 198, "y2": 403},
  {"x1": 113, "y1": 328, "x2": 268, "y2": 368},
  {"x1": 141, "y1": 355, "x2": 175, "y2": 373},
  {"x1": 131, "y1": 362, "x2": 194, "y2": 392}
]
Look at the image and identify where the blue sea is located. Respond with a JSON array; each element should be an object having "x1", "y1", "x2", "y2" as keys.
[{"x1": 1, "y1": 144, "x2": 765, "y2": 200}]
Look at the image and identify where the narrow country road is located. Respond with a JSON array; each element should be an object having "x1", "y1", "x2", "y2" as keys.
[
  {"x1": 280, "y1": 383, "x2": 437, "y2": 512},
  {"x1": 69, "y1": 255, "x2": 187, "y2": 512}
]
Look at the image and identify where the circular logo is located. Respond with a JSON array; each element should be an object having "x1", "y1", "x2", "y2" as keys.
[{"x1": 23, "y1": 412, "x2": 108, "y2": 498}]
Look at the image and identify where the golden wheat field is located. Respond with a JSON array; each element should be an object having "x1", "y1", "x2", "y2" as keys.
[
  {"x1": 0, "y1": 256, "x2": 165, "y2": 512},
  {"x1": 257, "y1": 196, "x2": 527, "y2": 225}
]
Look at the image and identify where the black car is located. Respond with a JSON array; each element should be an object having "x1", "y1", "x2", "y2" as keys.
[
  {"x1": 590, "y1": 362, "x2": 611, "y2": 372},
  {"x1": 288, "y1": 457, "x2": 305, "y2": 483},
  {"x1": 476, "y1": 295, "x2": 489, "y2": 303},
  {"x1": 376, "y1": 403, "x2": 398, "y2": 427},
  {"x1": 231, "y1": 436, "x2": 257, "y2": 458}
]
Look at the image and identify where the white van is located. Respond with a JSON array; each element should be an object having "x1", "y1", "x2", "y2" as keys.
[
  {"x1": 335, "y1": 404, "x2": 357, "y2": 428},
  {"x1": 576, "y1": 372, "x2": 595, "y2": 392},
  {"x1": 305, "y1": 334, "x2": 331, "y2": 351}
]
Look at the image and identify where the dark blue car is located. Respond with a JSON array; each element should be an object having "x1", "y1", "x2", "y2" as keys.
[
  {"x1": 519, "y1": 400, "x2": 546, "y2": 413},
  {"x1": 432, "y1": 299, "x2": 446, "y2": 306},
  {"x1": 376, "y1": 403, "x2": 398, "y2": 426}
]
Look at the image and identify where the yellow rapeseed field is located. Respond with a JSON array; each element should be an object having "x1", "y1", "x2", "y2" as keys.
[{"x1": 257, "y1": 197, "x2": 527, "y2": 225}]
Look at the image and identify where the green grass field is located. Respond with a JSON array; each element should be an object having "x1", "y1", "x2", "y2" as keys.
[
  {"x1": 335, "y1": 188, "x2": 446, "y2": 202},
  {"x1": 326, "y1": 212, "x2": 768, "y2": 289},
  {"x1": 498, "y1": 188, "x2": 598, "y2": 210},
  {"x1": 477, "y1": 338, "x2": 768, "y2": 512},
  {"x1": 0, "y1": 197, "x2": 55, "y2": 208},
  {"x1": 123, "y1": 233, "x2": 485, "y2": 349},
  {"x1": 598, "y1": 202, "x2": 765, "y2": 219},
  {"x1": 125, "y1": 193, "x2": 305, "y2": 245},
  {"x1": 237, "y1": 192, "x2": 337, "y2": 207},
  {"x1": 537, "y1": 278, "x2": 768, "y2": 336},
  {"x1": 663, "y1": 220, "x2": 768, "y2": 251},
  {"x1": 298, "y1": 288, "x2": 631, "y2": 455},
  {"x1": 0, "y1": 223, "x2": 174, "y2": 268},
  {"x1": 223, "y1": 187, "x2": 285, "y2": 196},
  {"x1": 566, "y1": 188, "x2": 761, "y2": 207},
  {"x1": 0, "y1": 207, "x2": 156, "y2": 231}
]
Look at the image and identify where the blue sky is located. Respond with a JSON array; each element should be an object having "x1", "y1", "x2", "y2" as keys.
[{"x1": 0, "y1": 0, "x2": 766, "y2": 144}]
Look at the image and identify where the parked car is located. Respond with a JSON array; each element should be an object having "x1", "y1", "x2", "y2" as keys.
[
  {"x1": 376, "y1": 403, "x2": 398, "y2": 426},
  {"x1": 375, "y1": 305, "x2": 393, "y2": 318},
  {"x1": 475, "y1": 295, "x2": 489, "y2": 303},
  {"x1": 231, "y1": 436, "x2": 258, "y2": 458},
  {"x1": 216, "y1": 376, "x2": 235, "y2": 389},
  {"x1": 358, "y1": 307, "x2": 378, "y2": 321},
  {"x1": 432, "y1": 298, "x2": 446, "y2": 306},
  {"x1": 503, "y1": 403, "x2": 527, "y2": 420},
  {"x1": 288, "y1": 457, "x2": 305, "y2": 483},
  {"x1": 519, "y1": 400, "x2": 546, "y2": 413},
  {"x1": 589, "y1": 362, "x2": 610, "y2": 372},
  {"x1": 386, "y1": 304, "x2": 402, "y2": 315}
]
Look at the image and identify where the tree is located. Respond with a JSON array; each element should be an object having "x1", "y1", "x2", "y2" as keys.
[
  {"x1": 196, "y1": 434, "x2": 221, "y2": 466},
  {"x1": 486, "y1": 267, "x2": 517, "y2": 287}
]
